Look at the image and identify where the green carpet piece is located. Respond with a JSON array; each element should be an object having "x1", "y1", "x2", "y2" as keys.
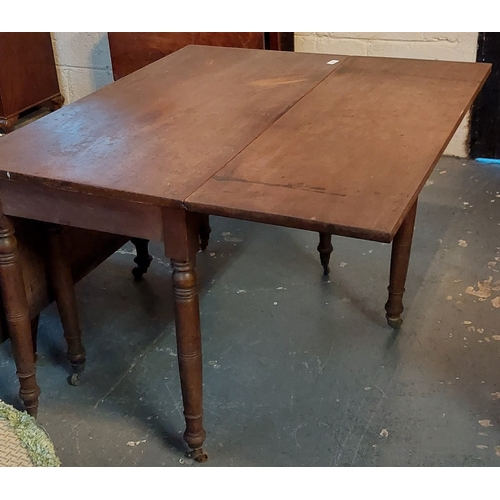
[{"x1": 0, "y1": 400, "x2": 60, "y2": 467}]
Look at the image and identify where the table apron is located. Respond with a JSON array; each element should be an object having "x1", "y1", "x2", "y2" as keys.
[{"x1": 0, "y1": 179, "x2": 163, "y2": 241}]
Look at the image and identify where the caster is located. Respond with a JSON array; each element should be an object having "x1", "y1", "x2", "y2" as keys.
[
  {"x1": 187, "y1": 448, "x2": 208, "y2": 463},
  {"x1": 132, "y1": 266, "x2": 145, "y2": 280},
  {"x1": 68, "y1": 373, "x2": 81, "y2": 386},
  {"x1": 386, "y1": 316, "x2": 403, "y2": 329}
]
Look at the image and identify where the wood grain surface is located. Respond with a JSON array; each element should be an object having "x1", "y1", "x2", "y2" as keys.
[
  {"x1": 0, "y1": 46, "x2": 343, "y2": 208},
  {"x1": 0, "y1": 47, "x2": 490, "y2": 241},
  {"x1": 186, "y1": 56, "x2": 491, "y2": 241}
]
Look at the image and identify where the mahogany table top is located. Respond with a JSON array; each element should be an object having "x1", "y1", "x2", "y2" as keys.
[{"x1": 0, "y1": 45, "x2": 490, "y2": 242}]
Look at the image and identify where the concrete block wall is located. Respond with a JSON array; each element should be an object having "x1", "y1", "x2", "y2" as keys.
[
  {"x1": 50, "y1": 32, "x2": 113, "y2": 104},
  {"x1": 50, "y1": 32, "x2": 479, "y2": 157},
  {"x1": 295, "y1": 33, "x2": 479, "y2": 157}
]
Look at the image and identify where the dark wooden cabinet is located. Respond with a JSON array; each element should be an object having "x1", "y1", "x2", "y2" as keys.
[
  {"x1": 0, "y1": 32, "x2": 63, "y2": 133},
  {"x1": 108, "y1": 32, "x2": 294, "y2": 80}
]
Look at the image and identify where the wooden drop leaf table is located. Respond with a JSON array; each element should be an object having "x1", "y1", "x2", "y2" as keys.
[{"x1": 0, "y1": 46, "x2": 490, "y2": 462}]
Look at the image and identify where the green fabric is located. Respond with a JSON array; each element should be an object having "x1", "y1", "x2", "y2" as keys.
[{"x1": 0, "y1": 400, "x2": 60, "y2": 467}]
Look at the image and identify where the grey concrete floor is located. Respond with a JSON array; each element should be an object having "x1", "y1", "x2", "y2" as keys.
[{"x1": 0, "y1": 156, "x2": 499, "y2": 467}]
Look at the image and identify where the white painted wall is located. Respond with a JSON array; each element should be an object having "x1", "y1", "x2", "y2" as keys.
[
  {"x1": 50, "y1": 32, "x2": 479, "y2": 157},
  {"x1": 295, "y1": 33, "x2": 479, "y2": 157}
]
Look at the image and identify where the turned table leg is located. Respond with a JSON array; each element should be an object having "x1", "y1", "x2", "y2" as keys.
[
  {"x1": 131, "y1": 238, "x2": 153, "y2": 280},
  {"x1": 46, "y1": 224, "x2": 86, "y2": 385},
  {"x1": 0, "y1": 215, "x2": 40, "y2": 416},
  {"x1": 317, "y1": 232, "x2": 333, "y2": 275},
  {"x1": 163, "y1": 208, "x2": 207, "y2": 461},
  {"x1": 385, "y1": 201, "x2": 418, "y2": 328},
  {"x1": 171, "y1": 259, "x2": 207, "y2": 462},
  {"x1": 199, "y1": 214, "x2": 211, "y2": 251}
]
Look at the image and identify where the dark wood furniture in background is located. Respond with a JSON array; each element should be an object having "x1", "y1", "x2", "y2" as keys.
[
  {"x1": 471, "y1": 32, "x2": 500, "y2": 159},
  {"x1": 0, "y1": 46, "x2": 489, "y2": 461},
  {"x1": 0, "y1": 33, "x2": 63, "y2": 133},
  {"x1": 107, "y1": 32, "x2": 294, "y2": 80}
]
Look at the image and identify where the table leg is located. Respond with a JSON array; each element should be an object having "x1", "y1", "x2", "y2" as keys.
[
  {"x1": 163, "y1": 209, "x2": 207, "y2": 462},
  {"x1": 385, "y1": 201, "x2": 418, "y2": 328},
  {"x1": 317, "y1": 232, "x2": 333, "y2": 275},
  {"x1": 31, "y1": 314, "x2": 40, "y2": 363},
  {"x1": 46, "y1": 224, "x2": 86, "y2": 386},
  {"x1": 131, "y1": 238, "x2": 153, "y2": 280},
  {"x1": 0, "y1": 215, "x2": 40, "y2": 416},
  {"x1": 199, "y1": 214, "x2": 211, "y2": 251},
  {"x1": 171, "y1": 259, "x2": 207, "y2": 462}
]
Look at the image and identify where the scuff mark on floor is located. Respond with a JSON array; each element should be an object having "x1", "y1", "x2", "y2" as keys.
[
  {"x1": 221, "y1": 231, "x2": 243, "y2": 243},
  {"x1": 127, "y1": 439, "x2": 146, "y2": 447},
  {"x1": 479, "y1": 419, "x2": 494, "y2": 427}
]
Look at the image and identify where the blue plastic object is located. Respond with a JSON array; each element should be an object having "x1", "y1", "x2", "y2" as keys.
[{"x1": 475, "y1": 158, "x2": 500, "y2": 165}]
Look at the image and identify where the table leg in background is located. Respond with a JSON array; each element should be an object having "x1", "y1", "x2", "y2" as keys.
[
  {"x1": 46, "y1": 224, "x2": 86, "y2": 386},
  {"x1": 130, "y1": 238, "x2": 153, "y2": 280},
  {"x1": 317, "y1": 232, "x2": 333, "y2": 275},
  {"x1": 385, "y1": 200, "x2": 418, "y2": 328},
  {"x1": 31, "y1": 314, "x2": 40, "y2": 362},
  {"x1": 199, "y1": 214, "x2": 211, "y2": 251},
  {"x1": 0, "y1": 214, "x2": 40, "y2": 416}
]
